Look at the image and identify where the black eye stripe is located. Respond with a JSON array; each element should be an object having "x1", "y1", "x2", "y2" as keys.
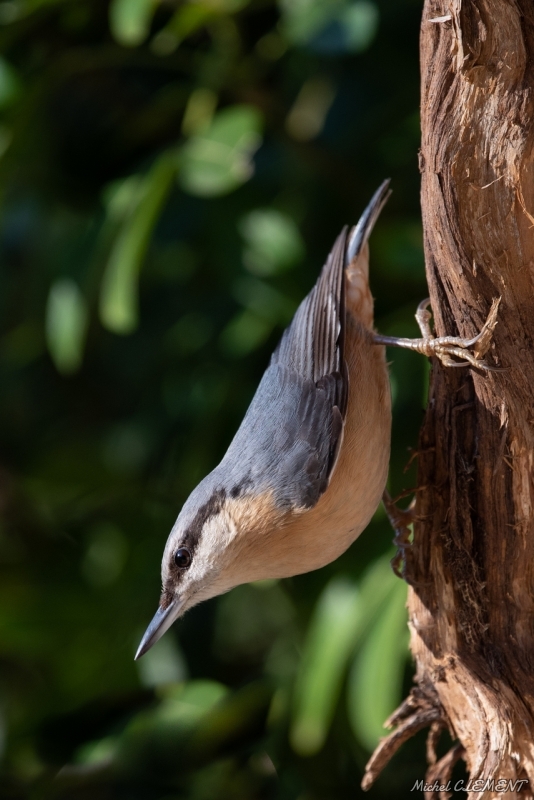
[
  {"x1": 174, "y1": 547, "x2": 192, "y2": 569},
  {"x1": 176, "y1": 487, "x2": 227, "y2": 561}
]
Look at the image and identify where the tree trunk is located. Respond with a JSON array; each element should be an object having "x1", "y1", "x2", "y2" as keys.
[{"x1": 364, "y1": 1, "x2": 534, "y2": 797}]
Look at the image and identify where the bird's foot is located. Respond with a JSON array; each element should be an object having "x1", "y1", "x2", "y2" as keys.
[
  {"x1": 373, "y1": 297, "x2": 502, "y2": 371},
  {"x1": 383, "y1": 489, "x2": 415, "y2": 580}
]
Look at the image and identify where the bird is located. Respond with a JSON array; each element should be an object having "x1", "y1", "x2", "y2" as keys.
[{"x1": 135, "y1": 180, "x2": 500, "y2": 660}]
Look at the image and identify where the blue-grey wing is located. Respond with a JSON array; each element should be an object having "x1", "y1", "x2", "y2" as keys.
[
  {"x1": 270, "y1": 179, "x2": 391, "y2": 412},
  {"x1": 221, "y1": 364, "x2": 343, "y2": 509},
  {"x1": 271, "y1": 225, "x2": 348, "y2": 409},
  {"x1": 221, "y1": 181, "x2": 391, "y2": 511}
]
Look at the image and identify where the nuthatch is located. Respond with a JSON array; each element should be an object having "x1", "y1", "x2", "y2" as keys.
[{"x1": 135, "y1": 181, "x2": 500, "y2": 660}]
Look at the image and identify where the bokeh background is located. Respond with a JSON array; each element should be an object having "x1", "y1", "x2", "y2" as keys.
[{"x1": 0, "y1": 1, "x2": 433, "y2": 798}]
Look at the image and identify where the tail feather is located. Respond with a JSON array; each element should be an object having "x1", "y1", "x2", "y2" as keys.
[
  {"x1": 271, "y1": 180, "x2": 391, "y2": 393},
  {"x1": 346, "y1": 180, "x2": 391, "y2": 264},
  {"x1": 345, "y1": 180, "x2": 391, "y2": 327}
]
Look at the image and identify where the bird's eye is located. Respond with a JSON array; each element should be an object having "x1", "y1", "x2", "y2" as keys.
[{"x1": 174, "y1": 547, "x2": 192, "y2": 569}]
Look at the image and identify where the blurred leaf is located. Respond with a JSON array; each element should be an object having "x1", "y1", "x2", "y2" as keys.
[
  {"x1": 0, "y1": 57, "x2": 21, "y2": 109},
  {"x1": 62, "y1": 680, "x2": 272, "y2": 787},
  {"x1": 0, "y1": 4, "x2": 21, "y2": 24},
  {"x1": 45, "y1": 279, "x2": 88, "y2": 374},
  {"x1": 219, "y1": 271, "x2": 293, "y2": 361},
  {"x1": 187, "y1": 680, "x2": 273, "y2": 762},
  {"x1": 290, "y1": 577, "x2": 361, "y2": 756},
  {"x1": 152, "y1": 5, "x2": 213, "y2": 54},
  {"x1": 290, "y1": 556, "x2": 404, "y2": 756},
  {"x1": 162, "y1": 680, "x2": 229, "y2": 724},
  {"x1": 104, "y1": 174, "x2": 144, "y2": 221},
  {"x1": 219, "y1": 310, "x2": 273, "y2": 356},
  {"x1": 343, "y1": 1, "x2": 379, "y2": 49},
  {"x1": 159, "y1": 0, "x2": 251, "y2": 52},
  {"x1": 280, "y1": 0, "x2": 379, "y2": 54},
  {"x1": 64, "y1": 681, "x2": 230, "y2": 780},
  {"x1": 109, "y1": 0, "x2": 156, "y2": 47},
  {"x1": 313, "y1": 2, "x2": 379, "y2": 54},
  {"x1": 99, "y1": 153, "x2": 176, "y2": 334},
  {"x1": 347, "y1": 576, "x2": 409, "y2": 750},
  {"x1": 182, "y1": 88, "x2": 218, "y2": 136},
  {"x1": 169, "y1": 0, "x2": 251, "y2": 34},
  {"x1": 136, "y1": 636, "x2": 188, "y2": 688},
  {"x1": 113, "y1": 680, "x2": 230, "y2": 775},
  {"x1": 240, "y1": 209, "x2": 304, "y2": 275},
  {"x1": 180, "y1": 105, "x2": 263, "y2": 197},
  {"x1": 0, "y1": 124, "x2": 12, "y2": 158},
  {"x1": 279, "y1": 0, "x2": 335, "y2": 45},
  {"x1": 357, "y1": 552, "x2": 402, "y2": 627},
  {"x1": 122, "y1": 680, "x2": 228, "y2": 748},
  {"x1": 285, "y1": 77, "x2": 336, "y2": 141},
  {"x1": 255, "y1": 30, "x2": 288, "y2": 60},
  {"x1": 76, "y1": 734, "x2": 118, "y2": 767}
]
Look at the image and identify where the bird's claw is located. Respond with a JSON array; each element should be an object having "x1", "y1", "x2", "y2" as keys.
[
  {"x1": 373, "y1": 297, "x2": 503, "y2": 372},
  {"x1": 412, "y1": 297, "x2": 502, "y2": 371}
]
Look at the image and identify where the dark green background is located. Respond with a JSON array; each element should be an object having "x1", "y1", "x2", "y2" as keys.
[{"x1": 0, "y1": 1, "x2": 443, "y2": 797}]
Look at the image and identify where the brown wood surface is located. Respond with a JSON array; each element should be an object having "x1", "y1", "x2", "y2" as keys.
[{"x1": 364, "y1": 2, "x2": 534, "y2": 796}]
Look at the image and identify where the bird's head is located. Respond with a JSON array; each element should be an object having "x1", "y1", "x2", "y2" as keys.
[{"x1": 135, "y1": 473, "x2": 288, "y2": 659}]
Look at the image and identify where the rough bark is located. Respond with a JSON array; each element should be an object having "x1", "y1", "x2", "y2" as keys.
[{"x1": 364, "y1": 1, "x2": 534, "y2": 797}]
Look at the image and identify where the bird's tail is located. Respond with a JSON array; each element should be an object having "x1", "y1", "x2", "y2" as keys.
[
  {"x1": 345, "y1": 180, "x2": 391, "y2": 328},
  {"x1": 346, "y1": 180, "x2": 391, "y2": 264}
]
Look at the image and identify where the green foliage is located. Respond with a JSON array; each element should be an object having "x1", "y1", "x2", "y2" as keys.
[
  {"x1": 347, "y1": 565, "x2": 409, "y2": 749},
  {"x1": 0, "y1": 57, "x2": 21, "y2": 109},
  {"x1": 280, "y1": 0, "x2": 379, "y2": 54},
  {"x1": 0, "y1": 0, "x2": 428, "y2": 797},
  {"x1": 240, "y1": 208, "x2": 304, "y2": 276},
  {"x1": 291, "y1": 556, "x2": 408, "y2": 756},
  {"x1": 109, "y1": 0, "x2": 157, "y2": 46},
  {"x1": 100, "y1": 153, "x2": 176, "y2": 334},
  {"x1": 291, "y1": 576, "x2": 363, "y2": 756},
  {"x1": 179, "y1": 105, "x2": 263, "y2": 197},
  {"x1": 46, "y1": 279, "x2": 89, "y2": 373}
]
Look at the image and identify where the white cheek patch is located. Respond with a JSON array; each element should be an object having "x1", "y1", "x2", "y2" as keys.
[{"x1": 186, "y1": 510, "x2": 238, "y2": 593}]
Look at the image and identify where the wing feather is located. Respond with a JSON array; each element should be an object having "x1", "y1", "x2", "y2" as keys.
[
  {"x1": 220, "y1": 182, "x2": 391, "y2": 512},
  {"x1": 271, "y1": 226, "x2": 348, "y2": 415}
]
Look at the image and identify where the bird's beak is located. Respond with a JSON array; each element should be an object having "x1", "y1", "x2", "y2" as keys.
[{"x1": 134, "y1": 598, "x2": 182, "y2": 660}]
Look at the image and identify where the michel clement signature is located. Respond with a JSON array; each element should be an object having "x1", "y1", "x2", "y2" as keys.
[{"x1": 412, "y1": 779, "x2": 529, "y2": 793}]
